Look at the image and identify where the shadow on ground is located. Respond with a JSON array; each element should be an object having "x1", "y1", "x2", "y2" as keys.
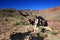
[
  {"x1": 10, "y1": 31, "x2": 44, "y2": 40},
  {"x1": 31, "y1": 36, "x2": 44, "y2": 40}
]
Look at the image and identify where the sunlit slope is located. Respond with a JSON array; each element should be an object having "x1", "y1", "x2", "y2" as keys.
[{"x1": 32, "y1": 6, "x2": 60, "y2": 20}]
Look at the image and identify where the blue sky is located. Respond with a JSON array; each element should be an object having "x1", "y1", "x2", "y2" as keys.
[{"x1": 0, "y1": 0, "x2": 60, "y2": 10}]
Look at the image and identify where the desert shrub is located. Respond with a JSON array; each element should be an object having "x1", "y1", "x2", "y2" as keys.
[
  {"x1": 49, "y1": 31, "x2": 58, "y2": 35},
  {"x1": 8, "y1": 14, "x2": 13, "y2": 17},
  {"x1": 41, "y1": 28, "x2": 46, "y2": 33},
  {"x1": 46, "y1": 30, "x2": 58, "y2": 35},
  {"x1": 7, "y1": 10, "x2": 15, "y2": 13},
  {"x1": 14, "y1": 20, "x2": 25, "y2": 26},
  {"x1": 24, "y1": 21, "x2": 29, "y2": 25},
  {"x1": 2, "y1": 9, "x2": 16, "y2": 13},
  {"x1": 1, "y1": 9, "x2": 6, "y2": 11},
  {"x1": 39, "y1": 33, "x2": 47, "y2": 38},
  {"x1": 38, "y1": 26, "x2": 45, "y2": 32},
  {"x1": 5, "y1": 18, "x2": 8, "y2": 21},
  {"x1": 18, "y1": 21, "x2": 24, "y2": 25}
]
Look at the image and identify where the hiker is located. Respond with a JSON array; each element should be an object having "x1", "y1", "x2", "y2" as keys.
[
  {"x1": 34, "y1": 15, "x2": 48, "y2": 33},
  {"x1": 36, "y1": 16, "x2": 48, "y2": 27},
  {"x1": 34, "y1": 18, "x2": 39, "y2": 33}
]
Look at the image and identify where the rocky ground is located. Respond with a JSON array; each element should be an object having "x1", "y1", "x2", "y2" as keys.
[
  {"x1": 0, "y1": 25, "x2": 60, "y2": 40},
  {"x1": 0, "y1": 6, "x2": 60, "y2": 40}
]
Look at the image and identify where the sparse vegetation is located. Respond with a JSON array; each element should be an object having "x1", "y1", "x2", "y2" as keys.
[
  {"x1": 46, "y1": 30, "x2": 58, "y2": 35},
  {"x1": 0, "y1": 8, "x2": 60, "y2": 40},
  {"x1": 39, "y1": 33, "x2": 47, "y2": 38},
  {"x1": 1, "y1": 8, "x2": 16, "y2": 13}
]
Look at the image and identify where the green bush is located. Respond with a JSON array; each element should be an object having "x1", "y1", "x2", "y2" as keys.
[
  {"x1": 49, "y1": 31, "x2": 58, "y2": 35},
  {"x1": 5, "y1": 18, "x2": 8, "y2": 21},
  {"x1": 13, "y1": 20, "x2": 25, "y2": 26},
  {"x1": 39, "y1": 33, "x2": 47, "y2": 38},
  {"x1": 46, "y1": 30, "x2": 58, "y2": 35},
  {"x1": 2, "y1": 9, "x2": 16, "y2": 13}
]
